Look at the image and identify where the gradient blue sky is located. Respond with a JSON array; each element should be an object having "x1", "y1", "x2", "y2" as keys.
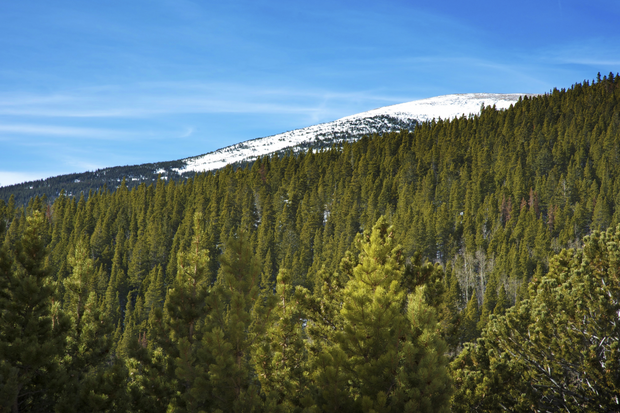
[{"x1": 1, "y1": 0, "x2": 619, "y2": 186}]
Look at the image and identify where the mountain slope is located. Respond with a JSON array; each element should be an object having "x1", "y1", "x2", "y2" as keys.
[
  {"x1": 177, "y1": 93, "x2": 529, "y2": 174},
  {"x1": 0, "y1": 93, "x2": 531, "y2": 204}
]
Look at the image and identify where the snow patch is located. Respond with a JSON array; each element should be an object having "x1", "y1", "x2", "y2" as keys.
[{"x1": 340, "y1": 93, "x2": 529, "y2": 123}]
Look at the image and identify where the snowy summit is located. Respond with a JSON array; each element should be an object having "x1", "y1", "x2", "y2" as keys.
[
  {"x1": 341, "y1": 93, "x2": 531, "y2": 122},
  {"x1": 175, "y1": 93, "x2": 533, "y2": 175}
]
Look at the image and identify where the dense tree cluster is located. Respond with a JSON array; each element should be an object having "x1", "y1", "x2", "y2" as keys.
[
  {"x1": 0, "y1": 160, "x2": 187, "y2": 207},
  {"x1": 0, "y1": 115, "x2": 416, "y2": 206},
  {"x1": 451, "y1": 225, "x2": 620, "y2": 411},
  {"x1": 0, "y1": 73, "x2": 619, "y2": 411}
]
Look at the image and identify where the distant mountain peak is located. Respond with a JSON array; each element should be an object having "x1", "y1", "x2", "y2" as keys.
[
  {"x1": 176, "y1": 93, "x2": 532, "y2": 175},
  {"x1": 341, "y1": 93, "x2": 533, "y2": 122}
]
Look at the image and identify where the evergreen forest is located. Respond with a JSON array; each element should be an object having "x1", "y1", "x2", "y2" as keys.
[{"x1": 1, "y1": 73, "x2": 619, "y2": 412}]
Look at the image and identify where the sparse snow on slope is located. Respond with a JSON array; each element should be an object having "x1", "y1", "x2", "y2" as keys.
[{"x1": 175, "y1": 93, "x2": 531, "y2": 175}]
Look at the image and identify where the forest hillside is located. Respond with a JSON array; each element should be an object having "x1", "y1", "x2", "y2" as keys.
[{"x1": 1, "y1": 73, "x2": 619, "y2": 412}]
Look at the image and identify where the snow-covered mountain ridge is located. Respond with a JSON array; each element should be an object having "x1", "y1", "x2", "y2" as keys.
[
  {"x1": 0, "y1": 93, "x2": 538, "y2": 204},
  {"x1": 175, "y1": 93, "x2": 533, "y2": 175}
]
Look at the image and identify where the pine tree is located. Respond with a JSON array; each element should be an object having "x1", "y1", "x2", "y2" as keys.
[
  {"x1": 0, "y1": 212, "x2": 70, "y2": 412},
  {"x1": 104, "y1": 234, "x2": 127, "y2": 327},
  {"x1": 306, "y1": 217, "x2": 452, "y2": 412},
  {"x1": 117, "y1": 291, "x2": 137, "y2": 360},
  {"x1": 391, "y1": 286, "x2": 453, "y2": 413},
  {"x1": 459, "y1": 290, "x2": 479, "y2": 345},
  {"x1": 201, "y1": 231, "x2": 266, "y2": 412},
  {"x1": 476, "y1": 272, "x2": 498, "y2": 332},
  {"x1": 57, "y1": 294, "x2": 124, "y2": 412},
  {"x1": 493, "y1": 284, "x2": 510, "y2": 316},
  {"x1": 158, "y1": 211, "x2": 212, "y2": 412},
  {"x1": 56, "y1": 239, "x2": 122, "y2": 412},
  {"x1": 63, "y1": 239, "x2": 95, "y2": 327},
  {"x1": 252, "y1": 270, "x2": 313, "y2": 411},
  {"x1": 443, "y1": 273, "x2": 462, "y2": 353},
  {"x1": 144, "y1": 264, "x2": 164, "y2": 316}
]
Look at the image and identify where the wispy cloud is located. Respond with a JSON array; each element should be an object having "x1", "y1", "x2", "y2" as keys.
[
  {"x1": 0, "y1": 123, "x2": 140, "y2": 140},
  {"x1": 534, "y1": 38, "x2": 620, "y2": 67},
  {"x1": 179, "y1": 127, "x2": 194, "y2": 138},
  {"x1": 0, "y1": 82, "x2": 410, "y2": 123}
]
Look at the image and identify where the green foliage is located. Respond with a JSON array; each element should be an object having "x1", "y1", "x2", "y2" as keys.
[
  {"x1": 252, "y1": 270, "x2": 313, "y2": 411},
  {"x1": 0, "y1": 74, "x2": 619, "y2": 411},
  {"x1": 166, "y1": 212, "x2": 211, "y2": 345},
  {"x1": 394, "y1": 288, "x2": 452, "y2": 413},
  {"x1": 452, "y1": 225, "x2": 620, "y2": 411},
  {"x1": 156, "y1": 211, "x2": 213, "y2": 411},
  {"x1": 201, "y1": 230, "x2": 267, "y2": 412},
  {"x1": 303, "y1": 217, "x2": 453, "y2": 412},
  {"x1": 335, "y1": 217, "x2": 408, "y2": 409},
  {"x1": 0, "y1": 212, "x2": 70, "y2": 412},
  {"x1": 56, "y1": 240, "x2": 122, "y2": 412},
  {"x1": 459, "y1": 290, "x2": 480, "y2": 345}
]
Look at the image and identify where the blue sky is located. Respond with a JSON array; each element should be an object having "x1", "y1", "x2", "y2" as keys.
[{"x1": 1, "y1": 0, "x2": 619, "y2": 187}]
